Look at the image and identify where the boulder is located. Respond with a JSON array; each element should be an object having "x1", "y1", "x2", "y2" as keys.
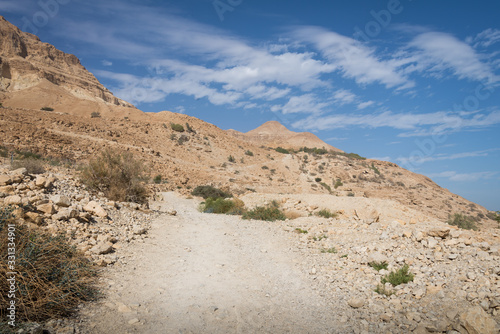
[
  {"x1": 428, "y1": 227, "x2": 450, "y2": 239},
  {"x1": 459, "y1": 306, "x2": 498, "y2": 334},
  {"x1": 347, "y1": 298, "x2": 365, "y2": 308},
  {"x1": 37, "y1": 203, "x2": 55, "y2": 215},
  {"x1": 35, "y1": 176, "x2": 47, "y2": 188},
  {"x1": 51, "y1": 195, "x2": 71, "y2": 207},
  {"x1": 84, "y1": 201, "x2": 108, "y2": 218},
  {"x1": 90, "y1": 242, "x2": 114, "y2": 255},
  {"x1": 4, "y1": 195, "x2": 22, "y2": 206},
  {"x1": 0, "y1": 175, "x2": 12, "y2": 186}
]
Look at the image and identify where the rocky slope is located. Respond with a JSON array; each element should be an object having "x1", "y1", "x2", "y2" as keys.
[
  {"x1": 227, "y1": 120, "x2": 343, "y2": 152},
  {"x1": 0, "y1": 15, "x2": 133, "y2": 109}
]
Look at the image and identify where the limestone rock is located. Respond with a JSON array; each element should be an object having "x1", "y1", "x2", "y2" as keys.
[
  {"x1": 0, "y1": 175, "x2": 12, "y2": 186},
  {"x1": 35, "y1": 176, "x2": 47, "y2": 188},
  {"x1": 428, "y1": 227, "x2": 450, "y2": 239},
  {"x1": 37, "y1": 203, "x2": 55, "y2": 215},
  {"x1": 459, "y1": 306, "x2": 498, "y2": 334},
  {"x1": 347, "y1": 298, "x2": 365, "y2": 308},
  {"x1": 84, "y1": 201, "x2": 108, "y2": 218},
  {"x1": 51, "y1": 195, "x2": 71, "y2": 207},
  {"x1": 4, "y1": 195, "x2": 22, "y2": 206},
  {"x1": 90, "y1": 242, "x2": 114, "y2": 255}
]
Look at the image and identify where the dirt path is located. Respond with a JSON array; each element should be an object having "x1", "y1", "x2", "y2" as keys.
[{"x1": 79, "y1": 192, "x2": 346, "y2": 333}]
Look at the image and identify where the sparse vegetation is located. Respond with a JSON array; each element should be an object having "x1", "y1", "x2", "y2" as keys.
[
  {"x1": 245, "y1": 150, "x2": 254, "y2": 156},
  {"x1": 153, "y1": 174, "x2": 163, "y2": 184},
  {"x1": 334, "y1": 178, "x2": 343, "y2": 189},
  {"x1": 11, "y1": 158, "x2": 45, "y2": 175},
  {"x1": 90, "y1": 111, "x2": 101, "y2": 118},
  {"x1": 321, "y1": 247, "x2": 337, "y2": 253},
  {"x1": 242, "y1": 201, "x2": 286, "y2": 221},
  {"x1": 177, "y1": 135, "x2": 189, "y2": 145},
  {"x1": 381, "y1": 264, "x2": 414, "y2": 287},
  {"x1": 227, "y1": 155, "x2": 235, "y2": 163},
  {"x1": 319, "y1": 182, "x2": 332, "y2": 193},
  {"x1": 41, "y1": 107, "x2": 54, "y2": 111},
  {"x1": 14, "y1": 150, "x2": 41, "y2": 160},
  {"x1": 312, "y1": 235, "x2": 328, "y2": 241},
  {"x1": 370, "y1": 162, "x2": 381, "y2": 175},
  {"x1": 80, "y1": 149, "x2": 148, "y2": 204},
  {"x1": 369, "y1": 261, "x2": 388, "y2": 271},
  {"x1": 170, "y1": 123, "x2": 185, "y2": 132},
  {"x1": 295, "y1": 228, "x2": 308, "y2": 234},
  {"x1": 315, "y1": 209, "x2": 337, "y2": 219},
  {"x1": 315, "y1": 177, "x2": 322, "y2": 182},
  {"x1": 347, "y1": 192, "x2": 355, "y2": 197},
  {"x1": 0, "y1": 207, "x2": 98, "y2": 325},
  {"x1": 447, "y1": 213, "x2": 478, "y2": 231},
  {"x1": 191, "y1": 185, "x2": 232, "y2": 200},
  {"x1": 261, "y1": 165, "x2": 269, "y2": 170},
  {"x1": 299, "y1": 147, "x2": 328, "y2": 155},
  {"x1": 200, "y1": 197, "x2": 244, "y2": 215},
  {"x1": 275, "y1": 147, "x2": 289, "y2": 154}
]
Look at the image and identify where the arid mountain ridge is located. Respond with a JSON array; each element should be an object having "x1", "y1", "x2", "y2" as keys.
[{"x1": 0, "y1": 16, "x2": 497, "y2": 228}]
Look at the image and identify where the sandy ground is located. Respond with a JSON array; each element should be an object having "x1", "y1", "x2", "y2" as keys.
[{"x1": 79, "y1": 192, "x2": 347, "y2": 333}]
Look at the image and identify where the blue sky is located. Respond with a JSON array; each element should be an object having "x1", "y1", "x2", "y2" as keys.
[{"x1": 1, "y1": 0, "x2": 500, "y2": 210}]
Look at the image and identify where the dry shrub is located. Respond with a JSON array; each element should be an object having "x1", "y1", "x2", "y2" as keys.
[
  {"x1": 11, "y1": 158, "x2": 45, "y2": 175},
  {"x1": 0, "y1": 207, "x2": 98, "y2": 326},
  {"x1": 80, "y1": 149, "x2": 148, "y2": 204}
]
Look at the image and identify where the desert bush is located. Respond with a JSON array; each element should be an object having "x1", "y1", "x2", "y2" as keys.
[
  {"x1": 40, "y1": 107, "x2": 54, "y2": 111},
  {"x1": 191, "y1": 185, "x2": 232, "y2": 200},
  {"x1": 90, "y1": 112, "x2": 101, "y2": 118},
  {"x1": 347, "y1": 192, "x2": 355, "y2": 197},
  {"x1": 369, "y1": 261, "x2": 388, "y2": 271},
  {"x1": 14, "y1": 150, "x2": 41, "y2": 160},
  {"x1": 321, "y1": 247, "x2": 337, "y2": 253},
  {"x1": 11, "y1": 158, "x2": 45, "y2": 175},
  {"x1": 447, "y1": 213, "x2": 478, "y2": 231},
  {"x1": 381, "y1": 264, "x2": 414, "y2": 286},
  {"x1": 370, "y1": 163, "x2": 381, "y2": 175},
  {"x1": 0, "y1": 207, "x2": 98, "y2": 326},
  {"x1": 228, "y1": 155, "x2": 235, "y2": 163},
  {"x1": 170, "y1": 123, "x2": 185, "y2": 132},
  {"x1": 261, "y1": 165, "x2": 269, "y2": 170},
  {"x1": 177, "y1": 135, "x2": 189, "y2": 145},
  {"x1": 334, "y1": 178, "x2": 343, "y2": 189},
  {"x1": 0, "y1": 146, "x2": 7, "y2": 158},
  {"x1": 153, "y1": 175, "x2": 162, "y2": 184},
  {"x1": 245, "y1": 150, "x2": 254, "y2": 156},
  {"x1": 200, "y1": 197, "x2": 245, "y2": 215},
  {"x1": 242, "y1": 201, "x2": 286, "y2": 221},
  {"x1": 80, "y1": 150, "x2": 148, "y2": 204},
  {"x1": 316, "y1": 209, "x2": 337, "y2": 219},
  {"x1": 275, "y1": 147, "x2": 289, "y2": 154}
]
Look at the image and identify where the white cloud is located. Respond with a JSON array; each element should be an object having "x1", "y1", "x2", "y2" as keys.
[
  {"x1": 427, "y1": 171, "x2": 499, "y2": 182},
  {"x1": 333, "y1": 89, "x2": 356, "y2": 105},
  {"x1": 101, "y1": 60, "x2": 113, "y2": 66},
  {"x1": 406, "y1": 32, "x2": 499, "y2": 83},
  {"x1": 291, "y1": 109, "x2": 500, "y2": 136},
  {"x1": 357, "y1": 100, "x2": 375, "y2": 110},
  {"x1": 292, "y1": 26, "x2": 414, "y2": 89},
  {"x1": 472, "y1": 28, "x2": 500, "y2": 48},
  {"x1": 271, "y1": 94, "x2": 330, "y2": 114}
]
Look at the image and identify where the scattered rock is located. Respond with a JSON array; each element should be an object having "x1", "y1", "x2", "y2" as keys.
[
  {"x1": 459, "y1": 306, "x2": 498, "y2": 334},
  {"x1": 84, "y1": 201, "x2": 108, "y2": 218},
  {"x1": 90, "y1": 242, "x2": 114, "y2": 255},
  {"x1": 51, "y1": 194, "x2": 71, "y2": 207},
  {"x1": 347, "y1": 298, "x2": 365, "y2": 308}
]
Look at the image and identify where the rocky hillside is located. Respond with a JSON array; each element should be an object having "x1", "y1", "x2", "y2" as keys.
[
  {"x1": 227, "y1": 120, "x2": 342, "y2": 152},
  {"x1": 0, "y1": 15, "x2": 134, "y2": 111}
]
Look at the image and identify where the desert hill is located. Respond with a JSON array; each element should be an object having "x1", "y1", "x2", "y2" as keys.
[
  {"x1": 228, "y1": 121, "x2": 343, "y2": 152},
  {"x1": 0, "y1": 16, "x2": 497, "y2": 230}
]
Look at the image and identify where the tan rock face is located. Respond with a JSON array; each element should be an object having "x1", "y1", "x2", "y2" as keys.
[{"x1": 460, "y1": 306, "x2": 498, "y2": 334}]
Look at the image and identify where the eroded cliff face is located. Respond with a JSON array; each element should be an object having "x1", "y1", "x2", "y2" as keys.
[{"x1": 0, "y1": 15, "x2": 132, "y2": 107}]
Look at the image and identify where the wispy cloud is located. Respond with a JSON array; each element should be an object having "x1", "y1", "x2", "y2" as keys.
[
  {"x1": 470, "y1": 28, "x2": 500, "y2": 48},
  {"x1": 427, "y1": 171, "x2": 499, "y2": 182},
  {"x1": 292, "y1": 109, "x2": 500, "y2": 136},
  {"x1": 271, "y1": 94, "x2": 330, "y2": 114},
  {"x1": 396, "y1": 149, "x2": 499, "y2": 166}
]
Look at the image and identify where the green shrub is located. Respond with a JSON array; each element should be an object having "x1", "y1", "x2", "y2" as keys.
[
  {"x1": 369, "y1": 261, "x2": 388, "y2": 271},
  {"x1": 334, "y1": 152, "x2": 366, "y2": 160},
  {"x1": 319, "y1": 182, "x2": 332, "y2": 193},
  {"x1": 200, "y1": 197, "x2": 244, "y2": 214},
  {"x1": 321, "y1": 247, "x2": 337, "y2": 253},
  {"x1": 153, "y1": 175, "x2": 162, "y2": 184},
  {"x1": 90, "y1": 111, "x2": 101, "y2": 118},
  {"x1": 381, "y1": 264, "x2": 414, "y2": 287},
  {"x1": 275, "y1": 147, "x2": 289, "y2": 154},
  {"x1": 261, "y1": 165, "x2": 269, "y2": 170},
  {"x1": 370, "y1": 163, "x2": 381, "y2": 175},
  {"x1": 40, "y1": 107, "x2": 54, "y2": 111},
  {"x1": 0, "y1": 207, "x2": 98, "y2": 325},
  {"x1": 245, "y1": 150, "x2": 254, "y2": 156},
  {"x1": 170, "y1": 123, "x2": 185, "y2": 132},
  {"x1": 242, "y1": 202, "x2": 286, "y2": 221},
  {"x1": 80, "y1": 149, "x2": 148, "y2": 204},
  {"x1": 315, "y1": 177, "x2": 322, "y2": 182},
  {"x1": 334, "y1": 179, "x2": 343, "y2": 189},
  {"x1": 228, "y1": 155, "x2": 235, "y2": 163},
  {"x1": 191, "y1": 185, "x2": 232, "y2": 200},
  {"x1": 447, "y1": 213, "x2": 478, "y2": 231},
  {"x1": 316, "y1": 209, "x2": 337, "y2": 219},
  {"x1": 295, "y1": 228, "x2": 308, "y2": 234},
  {"x1": 347, "y1": 192, "x2": 355, "y2": 197}
]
